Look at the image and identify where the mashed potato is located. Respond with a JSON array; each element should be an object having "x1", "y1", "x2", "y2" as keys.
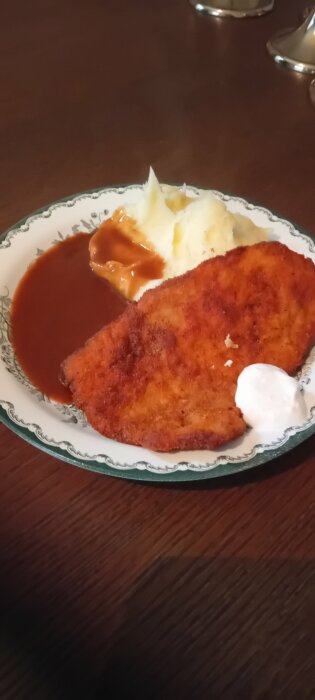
[
  {"x1": 125, "y1": 169, "x2": 268, "y2": 279},
  {"x1": 90, "y1": 168, "x2": 268, "y2": 299}
]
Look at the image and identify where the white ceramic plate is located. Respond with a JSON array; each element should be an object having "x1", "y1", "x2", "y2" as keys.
[{"x1": 1, "y1": 185, "x2": 315, "y2": 482}]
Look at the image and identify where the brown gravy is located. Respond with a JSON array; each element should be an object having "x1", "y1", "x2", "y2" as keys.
[
  {"x1": 11, "y1": 233, "x2": 127, "y2": 403},
  {"x1": 89, "y1": 219, "x2": 164, "y2": 298}
]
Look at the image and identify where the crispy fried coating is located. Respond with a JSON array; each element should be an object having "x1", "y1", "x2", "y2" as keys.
[{"x1": 61, "y1": 242, "x2": 315, "y2": 451}]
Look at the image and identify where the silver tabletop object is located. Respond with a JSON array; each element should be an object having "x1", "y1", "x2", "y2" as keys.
[
  {"x1": 189, "y1": 0, "x2": 274, "y2": 18},
  {"x1": 310, "y1": 79, "x2": 315, "y2": 105},
  {"x1": 302, "y1": 6, "x2": 314, "y2": 21},
  {"x1": 267, "y1": 7, "x2": 315, "y2": 74}
]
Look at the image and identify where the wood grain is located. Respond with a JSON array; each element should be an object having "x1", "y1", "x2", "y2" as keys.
[{"x1": 0, "y1": 1, "x2": 314, "y2": 698}]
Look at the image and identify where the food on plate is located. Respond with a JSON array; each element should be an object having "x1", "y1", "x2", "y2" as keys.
[
  {"x1": 10, "y1": 233, "x2": 128, "y2": 403},
  {"x1": 89, "y1": 213, "x2": 165, "y2": 299},
  {"x1": 61, "y1": 241, "x2": 315, "y2": 451},
  {"x1": 10, "y1": 172, "x2": 269, "y2": 403},
  {"x1": 89, "y1": 169, "x2": 268, "y2": 299},
  {"x1": 235, "y1": 364, "x2": 308, "y2": 433}
]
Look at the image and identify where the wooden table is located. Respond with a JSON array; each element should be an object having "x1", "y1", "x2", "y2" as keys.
[{"x1": 1, "y1": 1, "x2": 314, "y2": 698}]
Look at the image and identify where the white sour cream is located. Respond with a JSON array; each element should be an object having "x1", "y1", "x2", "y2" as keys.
[{"x1": 235, "y1": 364, "x2": 307, "y2": 433}]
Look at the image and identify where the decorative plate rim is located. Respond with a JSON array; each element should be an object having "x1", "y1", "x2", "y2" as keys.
[{"x1": 1, "y1": 184, "x2": 315, "y2": 482}]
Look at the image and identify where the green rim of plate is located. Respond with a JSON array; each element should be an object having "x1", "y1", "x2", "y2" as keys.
[{"x1": 1, "y1": 185, "x2": 315, "y2": 482}]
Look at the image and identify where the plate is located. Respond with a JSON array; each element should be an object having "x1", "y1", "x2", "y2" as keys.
[{"x1": 1, "y1": 185, "x2": 315, "y2": 482}]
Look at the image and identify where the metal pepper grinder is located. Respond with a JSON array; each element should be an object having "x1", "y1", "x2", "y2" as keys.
[
  {"x1": 267, "y1": 7, "x2": 315, "y2": 74},
  {"x1": 189, "y1": 0, "x2": 274, "y2": 18}
]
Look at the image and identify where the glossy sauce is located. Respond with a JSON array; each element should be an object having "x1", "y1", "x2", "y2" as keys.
[
  {"x1": 89, "y1": 218, "x2": 164, "y2": 298},
  {"x1": 11, "y1": 233, "x2": 127, "y2": 403}
]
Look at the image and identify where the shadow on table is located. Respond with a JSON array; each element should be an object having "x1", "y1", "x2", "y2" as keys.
[{"x1": 0, "y1": 555, "x2": 314, "y2": 699}]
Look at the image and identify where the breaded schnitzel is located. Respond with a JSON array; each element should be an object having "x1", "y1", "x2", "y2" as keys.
[{"x1": 61, "y1": 242, "x2": 315, "y2": 451}]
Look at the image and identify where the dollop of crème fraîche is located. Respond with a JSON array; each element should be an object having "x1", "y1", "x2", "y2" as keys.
[{"x1": 235, "y1": 364, "x2": 308, "y2": 434}]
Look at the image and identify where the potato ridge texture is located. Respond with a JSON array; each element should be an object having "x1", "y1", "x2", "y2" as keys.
[{"x1": 61, "y1": 242, "x2": 315, "y2": 451}]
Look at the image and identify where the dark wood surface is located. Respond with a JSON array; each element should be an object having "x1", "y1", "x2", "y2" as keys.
[{"x1": 0, "y1": 1, "x2": 314, "y2": 698}]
